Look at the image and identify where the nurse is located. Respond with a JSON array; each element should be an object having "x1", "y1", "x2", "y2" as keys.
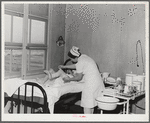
[{"x1": 59, "y1": 46, "x2": 105, "y2": 114}]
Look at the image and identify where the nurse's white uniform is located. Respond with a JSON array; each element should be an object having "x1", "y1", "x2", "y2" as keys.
[{"x1": 76, "y1": 54, "x2": 105, "y2": 108}]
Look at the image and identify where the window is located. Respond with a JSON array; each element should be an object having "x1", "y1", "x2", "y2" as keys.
[
  {"x1": 5, "y1": 13, "x2": 23, "y2": 77},
  {"x1": 12, "y1": 50, "x2": 22, "y2": 72},
  {"x1": 30, "y1": 19, "x2": 45, "y2": 44},
  {"x1": 13, "y1": 16, "x2": 23, "y2": 43},
  {"x1": 4, "y1": 5, "x2": 48, "y2": 78},
  {"x1": 5, "y1": 14, "x2": 11, "y2": 42},
  {"x1": 27, "y1": 50, "x2": 45, "y2": 71},
  {"x1": 27, "y1": 17, "x2": 47, "y2": 73}
]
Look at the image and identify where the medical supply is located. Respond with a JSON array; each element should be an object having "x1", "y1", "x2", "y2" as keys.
[
  {"x1": 125, "y1": 74, "x2": 137, "y2": 86},
  {"x1": 132, "y1": 81, "x2": 142, "y2": 92},
  {"x1": 96, "y1": 96, "x2": 119, "y2": 111},
  {"x1": 115, "y1": 77, "x2": 124, "y2": 93},
  {"x1": 124, "y1": 85, "x2": 129, "y2": 94},
  {"x1": 133, "y1": 75, "x2": 145, "y2": 91}
]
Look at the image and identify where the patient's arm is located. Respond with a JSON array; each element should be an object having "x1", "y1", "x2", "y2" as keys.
[
  {"x1": 38, "y1": 68, "x2": 69, "y2": 85},
  {"x1": 44, "y1": 68, "x2": 65, "y2": 79},
  {"x1": 59, "y1": 64, "x2": 76, "y2": 70},
  {"x1": 51, "y1": 68, "x2": 68, "y2": 79}
]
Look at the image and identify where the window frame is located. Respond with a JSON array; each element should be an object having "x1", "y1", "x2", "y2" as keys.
[
  {"x1": 4, "y1": 6, "x2": 48, "y2": 78},
  {"x1": 4, "y1": 10, "x2": 23, "y2": 77},
  {"x1": 26, "y1": 15, "x2": 48, "y2": 75}
]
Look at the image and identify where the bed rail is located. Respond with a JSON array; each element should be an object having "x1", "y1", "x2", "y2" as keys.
[{"x1": 5, "y1": 82, "x2": 49, "y2": 114}]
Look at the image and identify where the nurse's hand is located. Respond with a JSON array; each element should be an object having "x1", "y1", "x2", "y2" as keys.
[
  {"x1": 63, "y1": 77, "x2": 70, "y2": 83},
  {"x1": 58, "y1": 65, "x2": 65, "y2": 69}
]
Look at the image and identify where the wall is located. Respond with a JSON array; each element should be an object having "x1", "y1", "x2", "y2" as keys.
[
  {"x1": 65, "y1": 4, "x2": 146, "y2": 114},
  {"x1": 65, "y1": 4, "x2": 146, "y2": 79},
  {"x1": 48, "y1": 4, "x2": 66, "y2": 71}
]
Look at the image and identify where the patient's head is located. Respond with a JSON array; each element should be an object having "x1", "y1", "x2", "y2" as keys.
[{"x1": 66, "y1": 69, "x2": 74, "y2": 75}]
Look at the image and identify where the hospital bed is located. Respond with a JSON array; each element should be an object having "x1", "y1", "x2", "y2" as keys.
[
  {"x1": 4, "y1": 79, "x2": 83, "y2": 114},
  {"x1": 4, "y1": 59, "x2": 82, "y2": 114}
]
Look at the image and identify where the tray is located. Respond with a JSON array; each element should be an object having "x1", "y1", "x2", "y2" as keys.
[{"x1": 116, "y1": 92, "x2": 134, "y2": 97}]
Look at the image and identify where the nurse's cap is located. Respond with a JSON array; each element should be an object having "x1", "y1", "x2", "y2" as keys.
[{"x1": 68, "y1": 46, "x2": 81, "y2": 58}]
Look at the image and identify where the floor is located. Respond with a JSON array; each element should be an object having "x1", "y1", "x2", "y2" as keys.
[
  {"x1": 53, "y1": 91, "x2": 124, "y2": 114},
  {"x1": 54, "y1": 104, "x2": 124, "y2": 114}
]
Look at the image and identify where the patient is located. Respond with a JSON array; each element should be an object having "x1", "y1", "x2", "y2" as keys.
[{"x1": 37, "y1": 68, "x2": 76, "y2": 87}]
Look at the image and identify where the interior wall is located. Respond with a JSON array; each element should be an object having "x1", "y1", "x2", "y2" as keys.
[
  {"x1": 5, "y1": 4, "x2": 24, "y2": 13},
  {"x1": 48, "y1": 4, "x2": 66, "y2": 71},
  {"x1": 65, "y1": 4, "x2": 145, "y2": 79}
]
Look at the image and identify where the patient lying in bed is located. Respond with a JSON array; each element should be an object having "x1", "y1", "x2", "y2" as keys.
[{"x1": 37, "y1": 68, "x2": 77, "y2": 87}]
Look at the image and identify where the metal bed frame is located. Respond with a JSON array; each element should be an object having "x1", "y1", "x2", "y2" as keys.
[{"x1": 4, "y1": 82, "x2": 49, "y2": 114}]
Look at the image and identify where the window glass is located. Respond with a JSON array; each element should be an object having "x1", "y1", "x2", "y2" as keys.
[
  {"x1": 27, "y1": 50, "x2": 45, "y2": 71},
  {"x1": 31, "y1": 20, "x2": 45, "y2": 44},
  {"x1": 5, "y1": 49, "x2": 11, "y2": 72},
  {"x1": 5, "y1": 14, "x2": 11, "y2": 42},
  {"x1": 12, "y1": 50, "x2": 22, "y2": 72},
  {"x1": 5, "y1": 49, "x2": 22, "y2": 74},
  {"x1": 13, "y1": 16, "x2": 23, "y2": 43}
]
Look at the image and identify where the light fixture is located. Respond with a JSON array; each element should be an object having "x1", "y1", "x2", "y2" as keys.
[{"x1": 56, "y1": 36, "x2": 65, "y2": 47}]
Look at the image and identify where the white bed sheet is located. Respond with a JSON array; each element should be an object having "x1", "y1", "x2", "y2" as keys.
[{"x1": 4, "y1": 78, "x2": 85, "y2": 114}]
